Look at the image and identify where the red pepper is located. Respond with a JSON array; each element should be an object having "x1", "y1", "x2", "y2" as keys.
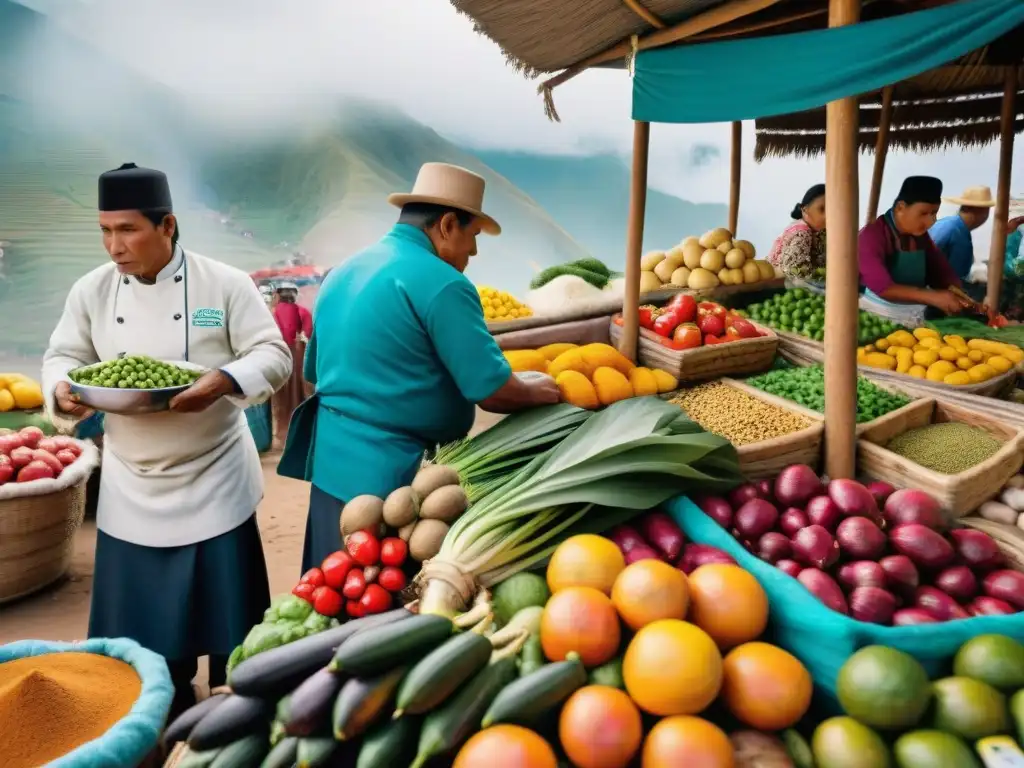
[
  {"x1": 346, "y1": 530, "x2": 381, "y2": 567},
  {"x1": 666, "y1": 295, "x2": 697, "y2": 323},
  {"x1": 300, "y1": 568, "x2": 326, "y2": 588},
  {"x1": 291, "y1": 582, "x2": 316, "y2": 603},
  {"x1": 725, "y1": 327, "x2": 743, "y2": 341},
  {"x1": 380, "y1": 539, "x2": 408, "y2": 568},
  {"x1": 342, "y1": 568, "x2": 367, "y2": 600},
  {"x1": 359, "y1": 584, "x2": 393, "y2": 615},
  {"x1": 671, "y1": 323, "x2": 702, "y2": 350},
  {"x1": 320, "y1": 551, "x2": 355, "y2": 590},
  {"x1": 652, "y1": 307, "x2": 683, "y2": 337},
  {"x1": 638, "y1": 305, "x2": 658, "y2": 330},
  {"x1": 312, "y1": 586, "x2": 343, "y2": 617},
  {"x1": 378, "y1": 566, "x2": 407, "y2": 593}
]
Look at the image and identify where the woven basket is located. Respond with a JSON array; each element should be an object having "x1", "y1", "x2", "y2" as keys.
[
  {"x1": 610, "y1": 318, "x2": 779, "y2": 382},
  {"x1": 856, "y1": 399, "x2": 1024, "y2": 519}
]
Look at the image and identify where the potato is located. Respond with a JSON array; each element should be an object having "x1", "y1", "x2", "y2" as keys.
[
  {"x1": 717, "y1": 240, "x2": 734, "y2": 254},
  {"x1": 734, "y1": 239, "x2": 756, "y2": 259},
  {"x1": 654, "y1": 258, "x2": 678, "y2": 284},
  {"x1": 640, "y1": 251, "x2": 666, "y2": 271},
  {"x1": 639, "y1": 270, "x2": 662, "y2": 293},
  {"x1": 742, "y1": 260, "x2": 762, "y2": 284},
  {"x1": 724, "y1": 248, "x2": 747, "y2": 269},
  {"x1": 730, "y1": 731, "x2": 794, "y2": 768},
  {"x1": 756, "y1": 260, "x2": 777, "y2": 280},
  {"x1": 419, "y1": 484, "x2": 469, "y2": 523},
  {"x1": 398, "y1": 521, "x2": 417, "y2": 542},
  {"x1": 383, "y1": 486, "x2": 420, "y2": 528},
  {"x1": 411, "y1": 463, "x2": 461, "y2": 500},
  {"x1": 687, "y1": 267, "x2": 720, "y2": 290},
  {"x1": 699, "y1": 227, "x2": 733, "y2": 249},
  {"x1": 670, "y1": 267, "x2": 692, "y2": 287},
  {"x1": 682, "y1": 242, "x2": 704, "y2": 270},
  {"x1": 341, "y1": 495, "x2": 385, "y2": 536},
  {"x1": 728, "y1": 267, "x2": 745, "y2": 285},
  {"x1": 409, "y1": 519, "x2": 450, "y2": 561},
  {"x1": 664, "y1": 246, "x2": 686, "y2": 266},
  {"x1": 718, "y1": 268, "x2": 733, "y2": 286},
  {"x1": 700, "y1": 249, "x2": 725, "y2": 273},
  {"x1": 679, "y1": 236, "x2": 700, "y2": 249}
]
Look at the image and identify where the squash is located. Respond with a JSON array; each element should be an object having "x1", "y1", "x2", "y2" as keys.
[
  {"x1": 578, "y1": 343, "x2": 635, "y2": 376},
  {"x1": 943, "y1": 335, "x2": 969, "y2": 355},
  {"x1": 503, "y1": 350, "x2": 548, "y2": 374},
  {"x1": 893, "y1": 347, "x2": 913, "y2": 373},
  {"x1": 628, "y1": 367, "x2": 658, "y2": 397},
  {"x1": 8, "y1": 380, "x2": 44, "y2": 410},
  {"x1": 986, "y1": 355, "x2": 1013, "y2": 374},
  {"x1": 936, "y1": 345, "x2": 959, "y2": 361},
  {"x1": 555, "y1": 371, "x2": 599, "y2": 410},
  {"x1": 537, "y1": 343, "x2": 577, "y2": 362},
  {"x1": 967, "y1": 338, "x2": 1024, "y2": 363},
  {"x1": 912, "y1": 327, "x2": 939, "y2": 341},
  {"x1": 651, "y1": 369, "x2": 678, "y2": 394},
  {"x1": 592, "y1": 367, "x2": 634, "y2": 406},
  {"x1": 907, "y1": 365, "x2": 927, "y2": 379},
  {"x1": 911, "y1": 349, "x2": 938, "y2": 367},
  {"x1": 886, "y1": 330, "x2": 916, "y2": 349},
  {"x1": 956, "y1": 357, "x2": 973, "y2": 370}
]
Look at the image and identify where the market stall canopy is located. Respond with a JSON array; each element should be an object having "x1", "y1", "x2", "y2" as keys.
[{"x1": 629, "y1": 0, "x2": 1024, "y2": 124}]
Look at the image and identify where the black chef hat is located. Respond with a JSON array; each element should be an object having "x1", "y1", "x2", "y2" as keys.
[
  {"x1": 895, "y1": 176, "x2": 942, "y2": 207},
  {"x1": 98, "y1": 163, "x2": 173, "y2": 212}
]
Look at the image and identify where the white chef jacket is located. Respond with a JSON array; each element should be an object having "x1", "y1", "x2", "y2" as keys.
[{"x1": 42, "y1": 247, "x2": 292, "y2": 547}]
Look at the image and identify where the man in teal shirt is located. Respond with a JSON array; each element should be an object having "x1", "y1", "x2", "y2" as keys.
[{"x1": 287, "y1": 163, "x2": 560, "y2": 571}]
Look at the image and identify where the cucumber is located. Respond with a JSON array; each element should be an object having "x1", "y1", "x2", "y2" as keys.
[
  {"x1": 356, "y1": 717, "x2": 420, "y2": 768},
  {"x1": 296, "y1": 737, "x2": 338, "y2": 768},
  {"x1": 481, "y1": 655, "x2": 586, "y2": 728},
  {"x1": 395, "y1": 631, "x2": 493, "y2": 716},
  {"x1": 209, "y1": 734, "x2": 268, "y2": 768},
  {"x1": 411, "y1": 656, "x2": 518, "y2": 768},
  {"x1": 178, "y1": 747, "x2": 222, "y2": 768},
  {"x1": 163, "y1": 693, "x2": 230, "y2": 747},
  {"x1": 518, "y1": 634, "x2": 545, "y2": 678},
  {"x1": 188, "y1": 695, "x2": 274, "y2": 752},
  {"x1": 781, "y1": 728, "x2": 815, "y2": 768},
  {"x1": 259, "y1": 736, "x2": 298, "y2": 768},
  {"x1": 282, "y1": 667, "x2": 344, "y2": 737},
  {"x1": 330, "y1": 614, "x2": 453, "y2": 676},
  {"x1": 230, "y1": 609, "x2": 412, "y2": 696},
  {"x1": 332, "y1": 666, "x2": 408, "y2": 740}
]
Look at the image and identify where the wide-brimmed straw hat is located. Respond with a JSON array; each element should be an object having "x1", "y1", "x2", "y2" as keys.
[
  {"x1": 388, "y1": 163, "x2": 501, "y2": 235},
  {"x1": 943, "y1": 185, "x2": 996, "y2": 208}
]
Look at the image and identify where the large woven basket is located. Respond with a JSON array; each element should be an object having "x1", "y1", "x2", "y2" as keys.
[{"x1": 0, "y1": 440, "x2": 99, "y2": 604}]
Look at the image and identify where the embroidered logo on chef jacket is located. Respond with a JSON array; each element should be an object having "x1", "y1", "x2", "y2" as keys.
[{"x1": 192, "y1": 308, "x2": 225, "y2": 328}]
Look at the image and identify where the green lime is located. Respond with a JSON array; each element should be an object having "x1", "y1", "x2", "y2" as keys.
[
  {"x1": 812, "y1": 716, "x2": 892, "y2": 768},
  {"x1": 837, "y1": 646, "x2": 932, "y2": 730},
  {"x1": 893, "y1": 730, "x2": 977, "y2": 768},
  {"x1": 491, "y1": 572, "x2": 550, "y2": 627},
  {"x1": 931, "y1": 676, "x2": 1009, "y2": 740},
  {"x1": 953, "y1": 634, "x2": 1024, "y2": 692}
]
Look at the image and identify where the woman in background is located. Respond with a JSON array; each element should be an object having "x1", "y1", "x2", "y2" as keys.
[{"x1": 767, "y1": 184, "x2": 826, "y2": 280}]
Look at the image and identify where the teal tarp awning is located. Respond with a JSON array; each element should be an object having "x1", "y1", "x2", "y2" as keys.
[{"x1": 632, "y1": 0, "x2": 1024, "y2": 125}]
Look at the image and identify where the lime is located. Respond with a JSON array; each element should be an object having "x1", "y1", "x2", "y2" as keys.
[
  {"x1": 812, "y1": 716, "x2": 892, "y2": 768},
  {"x1": 1011, "y1": 689, "x2": 1024, "y2": 744},
  {"x1": 837, "y1": 646, "x2": 932, "y2": 730},
  {"x1": 491, "y1": 572, "x2": 550, "y2": 627},
  {"x1": 953, "y1": 634, "x2": 1024, "y2": 692},
  {"x1": 893, "y1": 730, "x2": 977, "y2": 768},
  {"x1": 931, "y1": 676, "x2": 1010, "y2": 740},
  {"x1": 587, "y1": 656, "x2": 624, "y2": 689}
]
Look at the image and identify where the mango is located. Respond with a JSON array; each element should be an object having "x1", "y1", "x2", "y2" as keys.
[
  {"x1": 907, "y1": 365, "x2": 927, "y2": 379},
  {"x1": 926, "y1": 361, "x2": 957, "y2": 382},
  {"x1": 944, "y1": 371, "x2": 972, "y2": 386},
  {"x1": 912, "y1": 350, "x2": 939, "y2": 367}
]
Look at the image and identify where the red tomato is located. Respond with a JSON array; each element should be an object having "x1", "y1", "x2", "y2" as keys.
[
  {"x1": 346, "y1": 600, "x2": 365, "y2": 619},
  {"x1": 292, "y1": 582, "x2": 316, "y2": 603},
  {"x1": 359, "y1": 584, "x2": 392, "y2": 615},
  {"x1": 346, "y1": 530, "x2": 381, "y2": 567},
  {"x1": 321, "y1": 551, "x2": 355, "y2": 590},
  {"x1": 0, "y1": 433, "x2": 24, "y2": 456},
  {"x1": 670, "y1": 323, "x2": 702, "y2": 350},
  {"x1": 312, "y1": 586, "x2": 344, "y2": 617},
  {"x1": 378, "y1": 566, "x2": 407, "y2": 593},
  {"x1": 9, "y1": 446, "x2": 33, "y2": 469},
  {"x1": 18, "y1": 426, "x2": 44, "y2": 449},
  {"x1": 342, "y1": 568, "x2": 367, "y2": 600},
  {"x1": 666, "y1": 294, "x2": 697, "y2": 323},
  {"x1": 380, "y1": 538, "x2": 408, "y2": 567},
  {"x1": 697, "y1": 314, "x2": 725, "y2": 337},
  {"x1": 0, "y1": 455, "x2": 13, "y2": 485},
  {"x1": 54, "y1": 449, "x2": 78, "y2": 466},
  {"x1": 301, "y1": 567, "x2": 326, "y2": 588},
  {"x1": 17, "y1": 461, "x2": 54, "y2": 482},
  {"x1": 32, "y1": 449, "x2": 63, "y2": 476},
  {"x1": 732, "y1": 318, "x2": 761, "y2": 339}
]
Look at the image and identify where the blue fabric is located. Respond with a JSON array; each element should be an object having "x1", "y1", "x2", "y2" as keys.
[
  {"x1": 245, "y1": 401, "x2": 272, "y2": 453},
  {"x1": 666, "y1": 496, "x2": 1024, "y2": 702},
  {"x1": 632, "y1": 0, "x2": 1024, "y2": 124},
  {"x1": 930, "y1": 215, "x2": 975, "y2": 281},
  {"x1": 0, "y1": 638, "x2": 173, "y2": 768},
  {"x1": 305, "y1": 224, "x2": 511, "y2": 502},
  {"x1": 1006, "y1": 227, "x2": 1024, "y2": 280}
]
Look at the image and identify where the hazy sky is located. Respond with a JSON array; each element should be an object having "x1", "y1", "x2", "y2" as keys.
[{"x1": 20, "y1": 0, "x2": 1022, "y2": 254}]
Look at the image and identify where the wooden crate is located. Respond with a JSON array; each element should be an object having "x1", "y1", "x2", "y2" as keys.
[
  {"x1": 610, "y1": 318, "x2": 779, "y2": 382},
  {"x1": 665, "y1": 379, "x2": 824, "y2": 480},
  {"x1": 856, "y1": 399, "x2": 1024, "y2": 518}
]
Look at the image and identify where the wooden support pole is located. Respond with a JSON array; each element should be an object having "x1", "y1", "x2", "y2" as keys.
[
  {"x1": 823, "y1": 0, "x2": 861, "y2": 480},
  {"x1": 620, "y1": 120, "x2": 651, "y2": 362},
  {"x1": 865, "y1": 85, "x2": 894, "y2": 224},
  {"x1": 985, "y1": 67, "x2": 1018, "y2": 311},
  {"x1": 729, "y1": 121, "x2": 742, "y2": 233}
]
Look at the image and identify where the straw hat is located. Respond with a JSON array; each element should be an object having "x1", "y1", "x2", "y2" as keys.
[
  {"x1": 943, "y1": 185, "x2": 996, "y2": 208},
  {"x1": 388, "y1": 163, "x2": 501, "y2": 235}
]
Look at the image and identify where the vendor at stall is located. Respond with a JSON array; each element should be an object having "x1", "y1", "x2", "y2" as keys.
[
  {"x1": 271, "y1": 281, "x2": 312, "y2": 444},
  {"x1": 41, "y1": 163, "x2": 292, "y2": 717},
  {"x1": 767, "y1": 183, "x2": 826, "y2": 280},
  {"x1": 928, "y1": 185, "x2": 995, "y2": 283},
  {"x1": 858, "y1": 176, "x2": 973, "y2": 316},
  {"x1": 280, "y1": 162, "x2": 560, "y2": 572}
]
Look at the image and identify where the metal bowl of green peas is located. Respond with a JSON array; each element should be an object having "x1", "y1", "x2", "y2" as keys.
[{"x1": 68, "y1": 356, "x2": 208, "y2": 415}]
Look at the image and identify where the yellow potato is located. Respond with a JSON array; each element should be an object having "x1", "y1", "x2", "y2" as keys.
[
  {"x1": 912, "y1": 349, "x2": 939, "y2": 367},
  {"x1": 943, "y1": 371, "x2": 972, "y2": 386},
  {"x1": 937, "y1": 345, "x2": 960, "y2": 362},
  {"x1": 907, "y1": 365, "x2": 927, "y2": 379}
]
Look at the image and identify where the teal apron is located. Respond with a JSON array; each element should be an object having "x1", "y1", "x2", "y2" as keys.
[
  {"x1": 862, "y1": 213, "x2": 930, "y2": 319},
  {"x1": 277, "y1": 393, "x2": 319, "y2": 480}
]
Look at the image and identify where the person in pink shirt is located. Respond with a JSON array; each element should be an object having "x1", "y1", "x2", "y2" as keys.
[
  {"x1": 272, "y1": 282, "x2": 312, "y2": 345},
  {"x1": 858, "y1": 176, "x2": 974, "y2": 316},
  {"x1": 272, "y1": 282, "x2": 312, "y2": 444}
]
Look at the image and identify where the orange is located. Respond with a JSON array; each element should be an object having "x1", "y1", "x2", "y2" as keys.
[
  {"x1": 454, "y1": 725, "x2": 558, "y2": 768},
  {"x1": 611, "y1": 559, "x2": 689, "y2": 630},
  {"x1": 559, "y1": 686, "x2": 642, "y2": 768},
  {"x1": 546, "y1": 534, "x2": 625, "y2": 595},
  {"x1": 686, "y1": 564, "x2": 768, "y2": 650},
  {"x1": 642, "y1": 716, "x2": 735, "y2": 768},
  {"x1": 622, "y1": 619, "x2": 722, "y2": 716},
  {"x1": 541, "y1": 586, "x2": 621, "y2": 667},
  {"x1": 721, "y1": 641, "x2": 812, "y2": 731}
]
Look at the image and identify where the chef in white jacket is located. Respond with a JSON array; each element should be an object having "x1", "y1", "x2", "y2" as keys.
[{"x1": 42, "y1": 163, "x2": 292, "y2": 716}]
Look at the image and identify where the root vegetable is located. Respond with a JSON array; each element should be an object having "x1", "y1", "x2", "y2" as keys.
[
  {"x1": 730, "y1": 730, "x2": 794, "y2": 768},
  {"x1": 914, "y1": 586, "x2": 969, "y2": 620},
  {"x1": 776, "y1": 559, "x2": 802, "y2": 578},
  {"x1": 729, "y1": 483, "x2": 761, "y2": 509},
  {"x1": 341, "y1": 495, "x2": 385, "y2": 536},
  {"x1": 17, "y1": 460, "x2": 55, "y2": 482},
  {"x1": 779, "y1": 508, "x2": 809, "y2": 537},
  {"x1": 695, "y1": 495, "x2": 733, "y2": 528},
  {"x1": 888, "y1": 524, "x2": 955, "y2": 570},
  {"x1": 791, "y1": 525, "x2": 839, "y2": 569},
  {"x1": 398, "y1": 522, "x2": 417, "y2": 542},
  {"x1": 757, "y1": 532, "x2": 791, "y2": 564},
  {"x1": 978, "y1": 500, "x2": 1019, "y2": 525},
  {"x1": 828, "y1": 479, "x2": 882, "y2": 523},
  {"x1": 607, "y1": 525, "x2": 648, "y2": 554},
  {"x1": 773, "y1": 464, "x2": 822, "y2": 507},
  {"x1": 892, "y1": 608, "x2": 939, "y2": 626},
  {"x1": 837, "y1": 561, "x2": 887, "y2": 591},
  {"x1": 636, "y1": 512, "x2": 685, "y2": 561},
  {"x1": 735, "y1": 499, "x2": 779, "y2": 539},
  {"x1": 879, "y1": 555, "x2": 919, "y2": 599},
  {"x1": 949, "y1": 529, "x2": 1003, "y2": 572},
  {"x1": 1001, "y1": 487, "x2": 1024, "y2": 512},
  {"x1": 866, "y1": 481, "x2": 896, "y2": 506},
  {"x1": 677, "y1": 543, "x2": 735, "y2": 574},
  {"x1": 1008, "y1": 474, "x2": 1024, "y2": 490},
  {"x1": 883, "y1": 489, "x2": 943, "y2": 530},
  {"x1": 755, "y1": 479, "x2": 775, "y2": 501},
  {"x1": 419, "y1": 485, "x2": 469, "y2": 523},
  {"x1": 383, "y1": 487, "x2": 420, "y2": 528},
  {"x1": 849, "y1": 586, "x2": 897, "y2": 624},
  {"x1": 797, "y1": 569, "x2": 848, "y2": 614},
  {"x1": 624, "y1": 544, "x2": 661, "y2": 565},
  {"x1": 806, "y1": 496, "x2": 842, "y2": 531},
  {"x1": 409, "y1": 519, "x2": 450, "y2": 562},
  {"x1": 411, "y1": 464, "x2": 461, "y2": 499},
  {"x1": 836, "y1": 517, "x2": 887, "y2": 560},
  {"x1": 982, "y1": 570, "x2": 1024, "y2": 610},
  {"x1": 934, "y1": 566, "x2": 978, "y2": 602},
  {"x1": 968, "y1": 596, "x2": 1017, "y2": 616}
]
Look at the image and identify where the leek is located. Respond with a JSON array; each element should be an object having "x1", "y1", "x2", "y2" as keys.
[{"x1": 419, "y1": 397, "x2": 742, "y2": 616}]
